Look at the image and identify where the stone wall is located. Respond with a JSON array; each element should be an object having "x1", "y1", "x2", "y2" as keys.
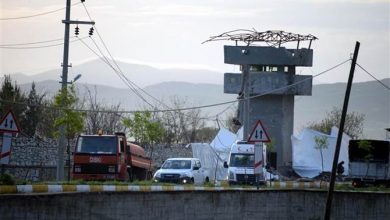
[{"x1": 1, "y1": 136, "x2": 192, "y2": 181}]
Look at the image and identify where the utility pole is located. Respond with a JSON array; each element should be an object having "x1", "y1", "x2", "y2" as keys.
[
  {"x1": 241, "y1": 64, "x2": 250, "y2": 139},
  {"x1": 57, "y1": 0, "x2": 95, "y2": 181},
  {"x1": 324, "y1": 41, "x2": 360, "y2": 220}
]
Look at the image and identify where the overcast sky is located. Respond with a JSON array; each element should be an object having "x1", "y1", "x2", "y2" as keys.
[{"x1": 0, "y1": 0, "x2": 389, "y2": 85}]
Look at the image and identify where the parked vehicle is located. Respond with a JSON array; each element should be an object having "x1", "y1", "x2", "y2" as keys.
[
  {"x1": 153, "y1": 158, "x2": 210, "y2": 184},
  {"x1": 348, "y1": 139, "x2": 390, "y2": 187},
  {"x1": 223, "y1": 141, "x2": 266, "y2": 185},
  {"x1": 72, "y1": 132, "x2": 153, "y2": 181}
]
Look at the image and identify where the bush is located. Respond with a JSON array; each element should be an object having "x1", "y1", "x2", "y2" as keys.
[{"x1": 0, "y1": 173, "x2": 16, "y2": 185}]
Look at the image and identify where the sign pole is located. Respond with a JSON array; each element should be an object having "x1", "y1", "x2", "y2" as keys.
[
  {"x1": 249, "y1": 119, "x2": 270, "y2": 190},
  {"x1": 0, "y1": 110, "x2": 21, "y2": 175}
]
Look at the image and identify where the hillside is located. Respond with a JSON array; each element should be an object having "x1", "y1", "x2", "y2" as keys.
[
  {"x1": 18, "y1": 79, "x2": 390, "y2": 139},
  {"x1": 8, "y1": 59, "x2": 224, "y2": 88}
]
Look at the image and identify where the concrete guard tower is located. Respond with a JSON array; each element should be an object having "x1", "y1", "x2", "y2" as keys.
[{"x1": 205, "y1": 30, "x2": 317, "y2": 169}]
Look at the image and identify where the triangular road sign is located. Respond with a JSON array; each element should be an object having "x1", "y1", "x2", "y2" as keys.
[
  {"x1": 0, "y1": 110, "x2": 20, "y2": 133},
  {"x1": 248, "y1": 120, "x2": 270, "y2": 143}
]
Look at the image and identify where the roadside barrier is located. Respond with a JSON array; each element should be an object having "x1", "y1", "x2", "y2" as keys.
[{"x1": 0, "y1": 181, "x2": 331, "y2": 194}]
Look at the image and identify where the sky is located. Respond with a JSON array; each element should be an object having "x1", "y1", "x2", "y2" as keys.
[{"x1": 0, "y1": 0, "x2": 389, "y2": 85}]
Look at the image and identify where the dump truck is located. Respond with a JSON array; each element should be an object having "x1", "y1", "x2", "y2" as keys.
[
  {"x1": 72, "y1": 132, "x2": 153, "y2": 181},
  {"x1": 348, "y1": 139, "x2": 390, "y2": 187}
]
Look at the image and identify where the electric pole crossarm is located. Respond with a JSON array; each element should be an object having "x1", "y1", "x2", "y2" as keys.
[{"x1": 62, "y1": 20, "x2": 95, "y2": 25}]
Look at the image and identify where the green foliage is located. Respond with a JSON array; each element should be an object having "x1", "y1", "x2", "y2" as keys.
[
  {"x1": 314, "y1": 136, "x2": 328, "y2": 150},
  {"x1": 20, "y1": 82, "x2": 45, "y2": 136},
  {"x1": 123, "y1": 111, "x2": 164, "y2": 144},
  {"x1": 0, "y1": 75, "x2": 26, "y2": 121},
  {"x1": 0, "y1": 173, "x2": 16, "y2": 185},
  {"x1": 308, "y1": 107, "x2": 365, "y2": 139},
  {"x1": 314, "y1": 136, "x2": 329, "y2": 173},
  {"x1": 53, "y1": 85, "x2": 85, "y2": 139},
  {"x1": 358, "y1": 140, "x2": 374, "y2": 177},
  {"x1": 266, "y1": 138, "x2": 275, "y2": 152},
  {"x1": 357, "y1": 140, "x2": 374, "y2": 161}
]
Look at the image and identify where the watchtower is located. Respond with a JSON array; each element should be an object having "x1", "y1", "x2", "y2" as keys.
[{"x1": 205, "y1": 30, "x2": 317, "y2": 168}]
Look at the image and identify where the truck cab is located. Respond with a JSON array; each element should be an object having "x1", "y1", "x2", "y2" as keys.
[
  {"x1": 72, "y1": 132, "x2": 152, "y2": 181},
  {"x1": 224, "y1": 141, "x2": 266, "y2": 185}
]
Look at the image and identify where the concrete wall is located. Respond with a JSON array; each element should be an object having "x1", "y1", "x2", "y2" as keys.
[
  {"x1": 1, "y1": 190, "x2": 389, "y2": 220},
  {"x1": 1, "y1": 136, "x2": 192, "y2": 181}
]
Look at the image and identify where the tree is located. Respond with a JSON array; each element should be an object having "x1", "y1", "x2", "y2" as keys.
[
  {"x1": 314, "y1": 136, "x2": 329, "y2": 173},
  {"x1": 0, "y1": 75, "x2": 26, "y2": 120},
  {"x1": 308, "y1": 107, "x2": 365, "y2": 139},
  {"x1": 158, "y1": 96, "x2": 206, "y2": 144},
  {"x1": 357, "y1": 140, "x2": 374, "y2": 177},
  {"x1": 53, "y1": 85, "x2": 85, "y2": 140},
  {"x1": 84, "y1": 86, "x2": 123, "y2": 134},
  {"x1": 35, "y1": 99, "x2": 59, "y2": 138},
  {"x1": 123, "y1": 111, "x2": 164, "y2": 145},
  {"x1": 20, "y1": 82, "x2": 45, "y2": 136}
]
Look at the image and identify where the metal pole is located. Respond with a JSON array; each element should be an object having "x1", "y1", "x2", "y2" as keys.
[
  {"x1": 324, "y1": 41, "x2": 360, "y2": 220},
  {"x1": 242, "y1": 65, "x2": 250, "y2": 139},
  {"x1": 57, "y1": 0, "x2": 71, "y2": 181}
]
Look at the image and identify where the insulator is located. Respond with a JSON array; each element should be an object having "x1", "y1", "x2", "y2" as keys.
[
  {"x1": 89, "y1": 27, "x2": 94, "y2": 36},
  {"x1": 75, "y1": 26, "x2": 80, "y2": 36}
]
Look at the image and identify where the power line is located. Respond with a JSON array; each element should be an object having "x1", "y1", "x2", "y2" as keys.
[
  {"x1": 77, "y1": 37, "x2": 155, "y2": 108},
  {"x1": 81, "y1": 2, "x2": 173, "y2": 110},
  {"x1": 81, "y1": 1, "x2": 227, "y2": 122},
  {"x1": 0, "y1": 37, "x2": 66, "y2": 46},
  {"x1": 0, "y1": 2, "x2": 81, "y2": 20},
  {"x1": 356, "y1": 63, "x2": 390, "y2": 91},
  {"x1": 0, "y1": 36, "x2": 88, "y2": 49}
]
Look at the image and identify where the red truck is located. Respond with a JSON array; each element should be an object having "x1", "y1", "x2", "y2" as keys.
[{"x1": 72, "y1": 132, "x2": 153, "y2": 181}]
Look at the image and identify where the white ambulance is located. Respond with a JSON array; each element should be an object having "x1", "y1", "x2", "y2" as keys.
[{"x1": 223, "y1": 141, "x2": 266, "y2": 185}]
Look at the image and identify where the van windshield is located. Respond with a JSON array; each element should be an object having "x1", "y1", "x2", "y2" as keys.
[
  {"x1": 162, "y1": 160, "x2": 191, "y2": 169},
  {"x1": 76, "y1": 136, "x2": 117, "y2": 154},
  {"x1": 229, "y1": 154, "x2": 254, "y2": 167}
]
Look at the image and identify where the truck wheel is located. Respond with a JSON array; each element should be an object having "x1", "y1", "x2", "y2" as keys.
[
  {"x1": 205, "y1": 177, "x2": 209, "y2": 183},
  {"x1": 352, "y1": 179, "x2": 362, "y2": 188},
  {"x1": 191, "y1": 177, "x2": 194, "y2": 184}
]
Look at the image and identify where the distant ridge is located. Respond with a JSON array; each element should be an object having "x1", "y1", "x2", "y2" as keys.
[{"x1": 17, "y1": 78, "x2": 390, "y2": 140}]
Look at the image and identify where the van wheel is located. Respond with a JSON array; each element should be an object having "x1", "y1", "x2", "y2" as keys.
[
  {"x1": 191, "y1": 177, "x2": 194, "y2": 184},
  {"x1": 205, "y1": 177, "x2": 209, "y2": 183}
]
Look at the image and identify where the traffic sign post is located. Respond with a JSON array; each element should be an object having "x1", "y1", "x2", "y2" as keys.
[
  {"x1": 247, "y1": 120, "x2": 270, "y2": 143},
  {"x1": 0, "y1": 110, "x2": 21, "y2": 133},
  {"x1": 248, "y1": 120, "x2": 270, "y2": 189},
  {"x1": 0, "y1": 110, "x2": 20, "y2": 170}
]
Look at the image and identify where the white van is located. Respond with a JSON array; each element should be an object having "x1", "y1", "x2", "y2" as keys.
[{"x1": 224, "y1": 141, "x2": 266, "y2": 185}]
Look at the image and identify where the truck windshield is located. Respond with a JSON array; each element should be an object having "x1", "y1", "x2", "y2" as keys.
[
  {"x1": 161, "y1": 160, "x2": 191, "y2": 169},
  {"x1": 76, "y1": 136, "x2": 117, "y2": 154},
  {"x1": 229, "y1": 154, "x2": 255, "y2": 167}
]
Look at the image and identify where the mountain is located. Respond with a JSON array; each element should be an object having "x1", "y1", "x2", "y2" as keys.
[
  {"x1": 7, "y1": 59, "x2": 224, "y2": 88},
  {"x1": 18, "y1": 78, "x2": 390, "y2": 140},
  {"x1": 295, "y1": 78, "x2": 390, "y2": 139}
]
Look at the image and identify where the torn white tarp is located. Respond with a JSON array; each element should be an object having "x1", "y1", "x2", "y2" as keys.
[
  {"x1": 291, "y1": 126, "x2": 350, "y2": 178},
  {"x1": 191, "y1": 128, "x2": 238, "y2": 181}
]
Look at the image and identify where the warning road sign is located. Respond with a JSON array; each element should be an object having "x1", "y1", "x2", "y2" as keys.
[
  {"x1": 248, "y1": 120, "x2": 270, "y2": 143},
  {"x1": 0, "y1": 110, "x2": 20, "y2": 133}
]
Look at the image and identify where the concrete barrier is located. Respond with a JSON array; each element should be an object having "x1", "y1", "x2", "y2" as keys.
[
  {"x1": 0, "y1": 181, "x2": 330, "y2": 194},
  {"x1": 1, "y1": 189, "x2": 389, "y2": 220}
]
